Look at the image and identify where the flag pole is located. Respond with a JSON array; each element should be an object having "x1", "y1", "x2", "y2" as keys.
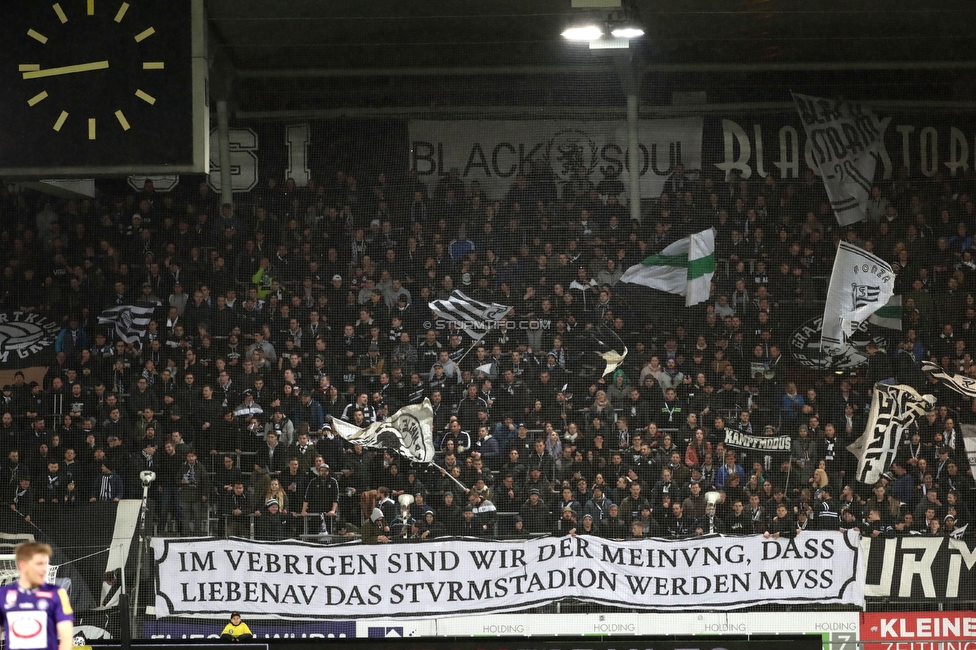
[
  {"x1": 452, "y1": 337, "x2": 483, "y2": 370},
  {"x1": 452, "y1": 305, "x2": 518, "y2": 370},
  {"x1": 430, "y1": 462, "x2": 469, "y2": 492}
]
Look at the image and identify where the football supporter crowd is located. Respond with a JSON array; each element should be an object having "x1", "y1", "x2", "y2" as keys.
[{"x1": 1, "y1": 162, "x2": 975, "y2": 543}]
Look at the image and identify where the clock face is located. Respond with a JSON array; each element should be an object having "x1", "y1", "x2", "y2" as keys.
[{"x1": 0, "y1": 0, "x2": 200, "y2": 175}]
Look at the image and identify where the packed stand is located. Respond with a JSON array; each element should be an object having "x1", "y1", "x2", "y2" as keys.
[{"x1": 0, "y1": 163, "x2": 975, "y2": 543}]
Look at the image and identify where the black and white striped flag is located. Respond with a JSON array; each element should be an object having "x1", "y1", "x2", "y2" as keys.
[
  {"x1": 330, "y1": 399, "x2": 436, "y2": 463},
  {"x1": 921, "y1": 360, "x2": 976, "y2": 398},
  {"x1": 98, "y1": 305, "x2": 155, "y2": 343},
  {"x1": 428, "y1": 290, "x2": 512, "y2": 341}
]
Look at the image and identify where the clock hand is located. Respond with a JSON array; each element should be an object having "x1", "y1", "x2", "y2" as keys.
[{"x1": 22, "y1": 60, "x2": 109, "y2": 80}]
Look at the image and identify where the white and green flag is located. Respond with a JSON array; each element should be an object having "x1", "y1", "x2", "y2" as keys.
[
  {"x1": 868, "y1": 295, "x2": 902, "y2": 330},
  {"x1": 620, "y1": 228, "x2": 716, "y2": 306}
]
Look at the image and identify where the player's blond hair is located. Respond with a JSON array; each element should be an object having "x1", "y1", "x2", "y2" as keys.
[{"x1": 14, "y1": 541, "x2": 53, "y2": 564}]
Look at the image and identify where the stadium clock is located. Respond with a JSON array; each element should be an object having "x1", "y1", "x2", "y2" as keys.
[{"x1": 0, "y1": 0, "x2": 209, "y2": 177}]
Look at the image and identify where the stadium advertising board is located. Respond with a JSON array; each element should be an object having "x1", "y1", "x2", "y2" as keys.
[
  {"x1": 143, "y1": 620, "x2": 356, "y2": 639},
  {"x1": 860, "y1": 612, "x2": 976, "y2": 650},
  {"x1": 152, "y1": 532, "x2": 863, "y2": 618},
  {"x1": 143, "y1": 613, "x2": 858, "y2": 640},
  {"x1": 131, "y1": 636, "x2": 826, "y2": 650},
  {"x1": 863, "y1": 536, "x2": 976, "y2": 600},
  {"x1": 435, "y1": 612, "x2": 859, "y2": 639},
  {"x1": 281, "y1": 640, "x2": 824, "y2": 650}
]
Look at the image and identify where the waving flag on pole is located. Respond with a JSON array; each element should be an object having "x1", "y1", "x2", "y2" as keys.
[
  {"x1": 848, "y1": 383, "x2": 935, "y2": 484},
  {"x1": 97, "y1": 305, "x2": 155, "y2": 344},
  {"x1": 821, "y1": 242, "x2": 894, "y2": 353},
  {"x1": 921, "y1": 360, "x2": 976, "y2": 398},
  {"x1": 428, "y1": 291, "x2": 512, "y2": 342},
  {"x1": 793, "y1": 93, "x2": 887, "y2": 227},
  {"x1": 620, "y1": 228, "x2": 716, "y2": 306},
  {"x1": 330, "y1": 399, "x2": 436, "y2": 463}
]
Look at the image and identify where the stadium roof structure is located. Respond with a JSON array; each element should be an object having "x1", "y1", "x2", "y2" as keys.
[{"x1": 206, "y1": 0, "x2": 976, "y2": 117}]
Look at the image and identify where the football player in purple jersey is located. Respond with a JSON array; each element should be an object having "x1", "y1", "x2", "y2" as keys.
[{"x1": 0, "y1": 542, "x2": 73, "y2": 650}]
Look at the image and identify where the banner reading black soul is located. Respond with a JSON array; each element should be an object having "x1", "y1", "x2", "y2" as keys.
[{"x1": 863, "y1": 535, "x2": 976, "y2": 601}]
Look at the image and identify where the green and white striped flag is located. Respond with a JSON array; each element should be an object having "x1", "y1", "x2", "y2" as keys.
[
  {"x1": 868, "y1": 295, "x2": 902, "y2": 330},
  {"x1": 620, "y1": 228, "x2": 716, "y2": 306}
]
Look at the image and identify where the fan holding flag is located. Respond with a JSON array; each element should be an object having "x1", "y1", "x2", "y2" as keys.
[{"x1": 97, "y1": 305, "x2": 156, "y2": 345}]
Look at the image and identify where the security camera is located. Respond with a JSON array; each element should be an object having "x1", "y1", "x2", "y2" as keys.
[{"x1": 140, "y1": 470, "x2": 157, "y2": 486}]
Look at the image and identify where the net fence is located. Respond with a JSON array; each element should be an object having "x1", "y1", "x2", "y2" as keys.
[
  {"x1": 0, "y1": 554, "x2": 58, "y2": 587},
  {"x1": 2, "y1": 3, "x2": 976, "y2": 644}
]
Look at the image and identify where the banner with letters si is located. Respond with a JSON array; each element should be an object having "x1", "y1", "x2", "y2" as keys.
[
  {"x1": 151, "y1": 532, "x2": 863, "y2": 619},
  {"x1": 863, "y1": 536, "x2": 976, "y2": 601},
  {"x1": 407, "y1": 118, "x2": 703, "y2": 203}
]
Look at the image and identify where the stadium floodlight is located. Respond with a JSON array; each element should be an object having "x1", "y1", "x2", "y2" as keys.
[
  {"x1": 589, "y1": 37, "x2": 631, "y2": 50},
  {"x1": 610, "y1": 26, "x2": 644, "y2": 39},
  {"x1": 562, "y1": 25, "x2": 604, "y2": 41}
]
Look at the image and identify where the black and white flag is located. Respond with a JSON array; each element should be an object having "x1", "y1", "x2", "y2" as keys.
[
  {"x1": 821, "y1": 242, "x2": 894, "y2": 354},
  {"x1": 848, "y1": 384, "x2": 935, "y2": 484},
  {"x1": 97, "y1": 305, "x2": 155, "y2": 344},
  {"x1": 330, "y1": 398, "x2": 436, "y2": 463},
  {"x1": 793, "y1": 93, "x2": 887, "y2": 227},
  {"x1": 428, "y1": 290, "x2": 512, "y2": 342},
  {"x1": 921, "y1": 360, "x2": 976, "y2": 398}
]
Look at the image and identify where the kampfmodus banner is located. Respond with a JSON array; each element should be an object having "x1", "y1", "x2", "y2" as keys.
[
  {"x1": 407, "y1": 118, "x2": 703, "y2": 203},
  {"x1": 152, "y1": 532, "x2": 863, "y2": 618}
]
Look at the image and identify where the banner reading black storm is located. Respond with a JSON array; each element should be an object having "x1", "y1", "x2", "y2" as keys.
[{"x1": 151, "y1": 532, "x2": 864, "y2": 618}]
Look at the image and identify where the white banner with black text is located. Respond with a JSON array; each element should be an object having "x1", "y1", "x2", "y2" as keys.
[{"x1": 151, "y1": 532, "x2": 864, "y2": 618}]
